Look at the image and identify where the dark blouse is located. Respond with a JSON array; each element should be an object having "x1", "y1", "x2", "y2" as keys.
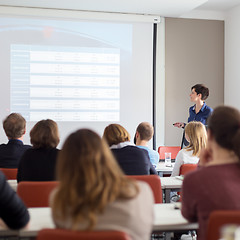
[
  {"x1": 0, "y1": 139, "x2": 31, "y2": 168},
  {"x1": 17, "y1": 147, "x2": 59, "y2": 182}
]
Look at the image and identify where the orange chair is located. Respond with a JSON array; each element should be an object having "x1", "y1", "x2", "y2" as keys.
[
  {"x1": 206, "y1": 210, "x2": 240, "y2": 240},
  {"x1": 0, "y1": 168, "x2": 18, "y2": 180},
  {"x1": 37, "y1": 229, "x2": 131, "y2": 240},
  {"x1": 158, "y1": 146, "x2": 181, "y2": 160},
  {"x1": 17, "y1": 181, "x2": 59, "y2": 207},
  {"x1": 179, "y1": 164, "x2": 197, "y2": 176},
  {"x1": 127, "y1": 175, "x2": 162, "y2": 203}
]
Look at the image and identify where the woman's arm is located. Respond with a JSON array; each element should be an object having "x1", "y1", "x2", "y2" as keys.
[
  {"x1": 0, "y1": 173, "x2": 30, "y2": 229},
  {"x1": 171, "y1": 150, "x2": 184, "y2": 177}
]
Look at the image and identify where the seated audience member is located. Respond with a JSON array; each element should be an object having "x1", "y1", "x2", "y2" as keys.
[
  {"x1": 0, "y1": 171, "x2": 29, "y2": 229},
  {"x1": 50, "y1": 129, "x2": 154, "y2": 240},
  {"x1": 17, "y1": 119, "x2": 60, "y2": 182},
  {"x1": 171, "y1": 121, "x2": 207, "y2": 177},
  {"x1": 0, "y1": 113, "x2": 31, "y2": 168},
  {"x1": 103, "y1": 124, "x2": 157, "y2": 175},
  {"x1": 135, "y1": 122, "x2": 159, "y2": 167},
  {"x1": 181, "y1": 106, "x2": 240, "y2": 240}
]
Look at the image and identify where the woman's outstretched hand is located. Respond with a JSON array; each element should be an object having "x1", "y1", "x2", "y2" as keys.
[{"x1": 173, "y1": 122, "x2": 185, "y2": 128}]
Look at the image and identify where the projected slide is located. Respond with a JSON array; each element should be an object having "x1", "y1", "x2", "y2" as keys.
[
  {"x1": 0, "y1": 13, "x2": 153, "y2": 146},
  {"x1": 11, "y1": 45, "x2": 120, "y2": 121}
]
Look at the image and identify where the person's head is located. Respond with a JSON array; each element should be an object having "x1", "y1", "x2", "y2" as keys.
[
  {"x1": 190, "y1": 84, "x2": 209, "y2": 101},
  {"x1": 3, "y1": 113, "x2": 26, "y2": 139},
  {"x1": 30, "y1": 119, "x2": 59, "y2": 148},
  {"x1": 207, "y1": 106, "x2": 240, "y2": 161},
  {"x1": 185, "y1": 121, "x2": 207, "y2": 156},
  {"x1": 103, "y1": 124, "x2": 130, "y2": 147},
  {"x1": 52, "y1": 129, "x2": 138, "y2": 230},
  {"x1": 135, "y1": 122, "x2": 154, "y2": 144}
]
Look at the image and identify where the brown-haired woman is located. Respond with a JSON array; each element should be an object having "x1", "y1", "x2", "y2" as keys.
[
  {"x1": 181, "y1": 106, "x2": 240, "y2": 240},
  {"x1": 103, "y1": 124, "x2": 157, "y2": 175},
  {"x1": 17, "y1": 119, "x2": 60, "y2": 182},
  {"x1": 50, "y1": 129, "x2": 154, "y2": 240}
]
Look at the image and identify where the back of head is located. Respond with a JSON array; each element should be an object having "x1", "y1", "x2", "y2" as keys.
[
  {"x1": 136, "y1": 122, "x2": 154, "y2": 141},
  {"x1": 30, "y1": 119, "x2": 59, "y2": 148},
  {"x1": 53, "y1": 128, "x2": 138, "y2": 230},
  {"x1": 185, "y1": 121, "x2": 207, "y2": 156},
  {"x1": 3, "y1": 113, "x2": 26, "y2": 139},
  {"x1": 191, "y1": 84, "x2": 209, "y2": 101},
  {"x1": 103, "y1": 124, "x2": 130, "y2": 146},
  {"x1": 208, "y1": 106, "x2": 240, "y2": 160}
]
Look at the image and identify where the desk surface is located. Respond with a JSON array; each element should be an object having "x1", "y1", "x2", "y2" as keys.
[
  {"x1": 153, "y1": 203, "x2": 198, "y2": 232},
  {"x1": 7, "y1": 179, "x2": 17, "y2": 192},
  {"x1": 0, "y1": 204, "x2": 198, "y2": 237},
  {"x1": 160, "y1": 177, "x2": 183, "y2": 189},
  {"x1": 19, "y1": 204, "x2": 197, "y2": 237},
  {"x1": 156, "y1": 162, "x2": 174, "y2": 172}
]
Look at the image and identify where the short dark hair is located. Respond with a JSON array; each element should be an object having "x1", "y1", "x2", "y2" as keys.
[
  {"x1": 136, "y1": 122, "x2": 154, "y2": 141},
  {"x1": 3, "y1": 113, "x2": 26, "y2": 139},
  {"x1": 208, "y1": 106, "x2": 240, "y2": 160},
  {"x1": 191, "y1": 84, "x2": 209, "y2": 101},
  {"x1": 30, "y1": 119, "x2": 60, "y2": 148}
]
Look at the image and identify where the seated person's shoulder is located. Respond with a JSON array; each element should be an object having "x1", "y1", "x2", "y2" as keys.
[{"x1": 182, "y1": 166, "x2": 206, "y2": 186}]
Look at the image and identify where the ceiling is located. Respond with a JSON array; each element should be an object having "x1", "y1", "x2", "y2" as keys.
[{"x1": 0, "y1": 0, "x2": 240, "y2": 17}]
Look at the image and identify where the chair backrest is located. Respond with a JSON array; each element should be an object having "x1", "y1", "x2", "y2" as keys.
[
  {"x1": 158, "y1": 146, "x2": 181, "y2": 160},
  {"x1": 206, "y1": 210, "x2": 240, "y2": 240},
  {"x1": 17, "y1": 181, "x2": 59, "y2": 207},
  {"x1": 0, "y1": 168, "x2": 18, "y2": 180},
  {"x1": 127, "y1": 175, "x2": 162, "y2": 203},
  {"x1": 179, "y1": 164, "x2": 197, "y2": 176},
  {"x1": 37, "y1": 229, "x2": 131, "y2": 240}
]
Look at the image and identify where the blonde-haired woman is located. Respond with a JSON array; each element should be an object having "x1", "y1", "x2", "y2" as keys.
[
  {"x1": 103, "y1": 124, "x2": 157, "y2": 175},
  {"x1": 171, "y1": 121, "x2": 207, "y2": 177},
  {"x1": 50, "y1": 129, "x2": 154, "y2": 240}
]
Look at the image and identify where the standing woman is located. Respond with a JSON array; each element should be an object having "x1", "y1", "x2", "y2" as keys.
[
  {"x1": 17, "y1": 119, "x2": 60, "y2": 182},
  {"x1": 181, "y1": 106, "x2": 240, "y2": 240},
  {"x1": 171, "y1": 121, "x2": 207, "y2": 177},
  {"x1": 50, "y1": 129, "x2": 154, "y2": 240},
  {"x1": 174, "y1": 84, "x2": 213, "y2": 147}
]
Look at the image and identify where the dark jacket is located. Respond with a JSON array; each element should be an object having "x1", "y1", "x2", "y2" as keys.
[
  {"x1": 0, "y1": 139, "x2": 31, "y2": 168},
  {"x1": 111, "y1": 146, "x2": 157, "y2": 175},
  {"x1": 17, "y1": 147, "x2": 59, "y2": 182}
]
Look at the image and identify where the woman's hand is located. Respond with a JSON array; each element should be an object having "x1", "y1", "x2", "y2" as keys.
[{"x1": 173, "y1": 122, "x2": 185, "y2": 128}]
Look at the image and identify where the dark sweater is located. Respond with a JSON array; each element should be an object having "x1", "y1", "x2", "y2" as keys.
[
  {"x1": 0, "y1": 139, "x2": 31, "y2": 168},
  {"x1": 0, "y1": 171, "x2": 29, "y2": 229},
  {"x1": 181, "y1": 163, "x2": 240, "y2": 240},
  {"x1": 111, "y1": 146, "x2": 157, "y2": 175},
  {"x1": 17, "y1": 147, "x2": 59, "y2": 182}
]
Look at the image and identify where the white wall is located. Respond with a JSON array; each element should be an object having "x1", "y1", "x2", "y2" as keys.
[{"x1": 225, "y1": 4, "x2": 240, "y2": 109}]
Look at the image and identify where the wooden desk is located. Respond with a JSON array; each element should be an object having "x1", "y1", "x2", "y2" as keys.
[{"x1": 160, "y1": 177, "x2": 183, "y2": 203}]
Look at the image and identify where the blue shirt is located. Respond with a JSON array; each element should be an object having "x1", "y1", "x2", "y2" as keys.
[
  {"x1": 137, "y1": 146, "x2": 159, "y2": 167},
  {"x1": 188, "y1": 102, "x2": 213, "y2": 125}
]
